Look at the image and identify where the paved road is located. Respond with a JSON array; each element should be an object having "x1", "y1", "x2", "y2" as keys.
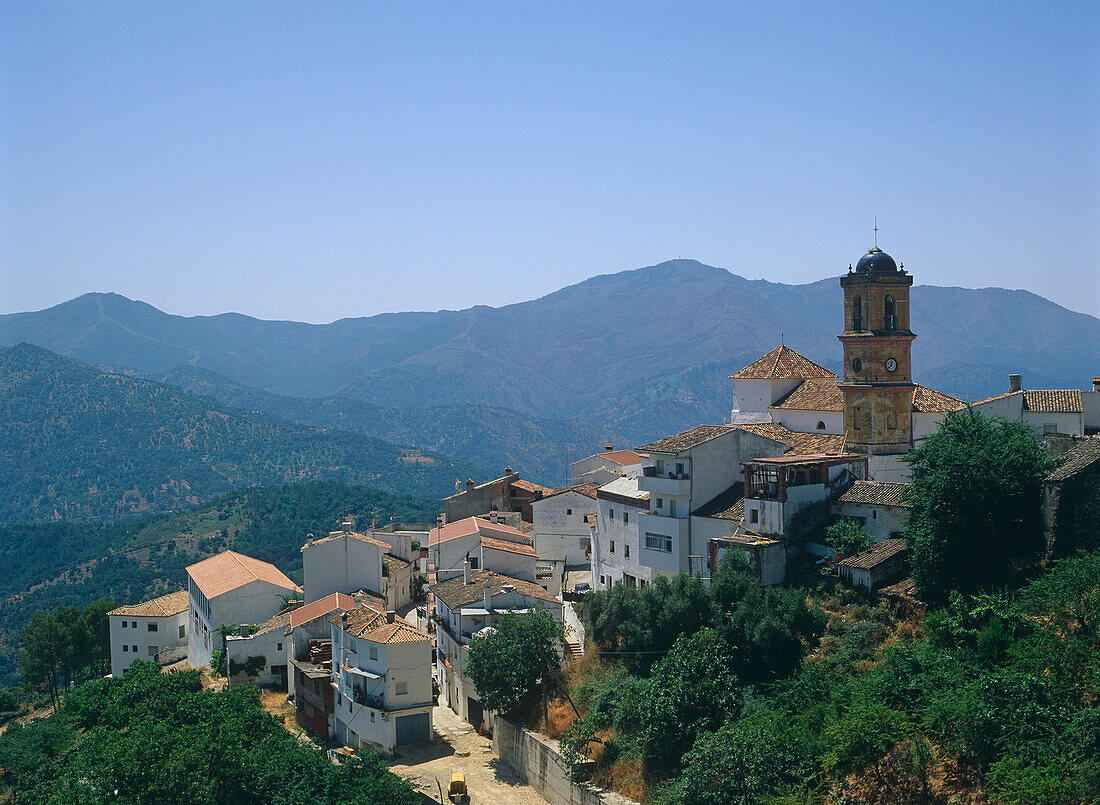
[{"x1": 388, "y1": 705, "x2": 547, "y2": 805}]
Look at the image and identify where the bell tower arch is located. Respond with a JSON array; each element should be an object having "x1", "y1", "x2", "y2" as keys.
[{"x1": 838, "y1": 247, "x2": 916, "y2": 455}]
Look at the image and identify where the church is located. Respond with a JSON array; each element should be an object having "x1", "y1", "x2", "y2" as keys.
[{"x1": 729, "y1": 246, "x2": 964, "y2": 482}]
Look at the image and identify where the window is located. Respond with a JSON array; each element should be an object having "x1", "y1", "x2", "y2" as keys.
[
  {"x1": 469, "y1": 556, "x2": 480, "y2": 569},
  {"x1": 122, "y1": 644, "x2": 128, "y2": 653},
  {"x1": 179, "y1": 625, "x2": 186, "y2": 639},
  {"x1": 872, "y1": 510, "x2": 878, "y2": 519},
  {"x1": 370, "y1": 711, "x2": 375, "y2": 722},
  {"x1": 645, "y1": 533, "x2": 672, "y2": 553},
  {"x1": 852, "y1": 295, "x2": 862, "y2": 330},
  {"x1": 675, "y1": 463, "x2": 684, "y2": 476},
  {"x1": 349, "y1": 638, "x2": 357, "y2": 654},
  {"x1": 148, "y1": 646, "x2": 158, "y2": 656},
  {"x1": 609, "y1": 508, "x2": 614, "y2": 519},
  {"x1": 396, "y1": 681, "x2": 408, "y2": 695},
  {"x1": 1043, "y1": 423, "x2": 1058, "y2": 434},
  {"x1": 610, "y1": 540, "x2": 615, "y2": 554},
  {"x1": 132, "y1": 645, "x2": 138, "y2": 653},
  {"x1": 623, "y1": 512, "x2": 629, "y2": 524},
  {"x1": 147, "y1": 623, "x2": 158, "y2": 632},
  {"x1": 817, "y1": 421, "x2": 826, "y2": 430},
  {"x1": 121, "y1": 621, "x2": 127, "y2": 629},
  {"x1": 884, "y1": 295, "x2": 896, "y2": 330},
  {"x1": 656, "y1": 497, "x2": 663, "y2": 509},
  {"x1": 624, "y1": 544, "x2": 630, "y2": 559},
  {"x1": 669, "y1": 499, "x2": 677, "y2": 517},
  {"x1": 749, "y1": 508, "x2": 759, "y2": 524},
  {"x1": 369, "y1": 646, "x2": 378, "y2": 660},
  {"x1": 566, "y1": 508, "x2": 572, "y2": 516},
  {"x1": 656, "y1": 459, "x2": 664, "y2": 475},
  {"x1": 277, "y1": 643, "x2": 283, "y2": 651},
  {"x1": 131, "y1": 621, "x2": 137, "y2": 629}
]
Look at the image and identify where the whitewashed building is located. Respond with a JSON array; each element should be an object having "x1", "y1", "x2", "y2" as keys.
[
  {"x1": 186, "y1": 551, "x2": 300, "y2": 671},
  {"x1": 428, "y1": 516, "x2": 538, "y2": 582},
  {"x1": 431, "y1": 568, "x2": 563, "y2": 730},
  {"x1": 225, "y1": 608, "x2": 293, "y2": 688},
  {"x1": 832, "y1": 480, "x2": 912, "y2": 542},
  {"x1": 531, "y1": 485, "x2": 600, "y2": 567},
  {"x1": 589, "y1": 476, "x2": 651, "y2": 590},
  {"x1": 971, "y1": 376, "x2": 1100, "y2": 438},
  {"x1": 108, "y1": 590, "x2": 189, "y2": 677},
  {"x1": 570, "y1": 445, "x2": 645, "y2": 486},
  {"x1": 301, "y1": 526, "x2": 388, "y2": 605},
  {"x1": 330, "y1": 604, "x2": 433, "y2": 752}
]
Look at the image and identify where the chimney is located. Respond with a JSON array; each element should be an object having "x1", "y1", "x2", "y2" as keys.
[
  {"x1": 505, "y1": 466, "x2": 513, "y2": 475},
  {"x1": 1093, "y1": 377, "x2": 1100, "y2": 392},
  {"x1": 239, "y1": 624, "x2": 250, "y2": 638},
  {"x1": 342, "y1": 520, "x2": 353, "y2": 533},
  {"x1": 605, "y1": 444, "x2": 614, "y2": 452},
  {"x1": 386, "y1": 610, "x2": 396, "y2": 624},
  {"x1": 490, "y1": 510, "x2": 498, "y2": 524},
  {"x1": 463, "y1": 558, "x2": 471, "y2": 585},
  {"x1": 483, "y1": 582, "x2": 492, "y2": 611},
  {"x1": 305, "y1": 533, "x2": 314, "y2": 546},
  {"x1": 1009, "y1": 374, "x2": 1022, "y2": 393},
  {"x1": 466, "y1": 478, "x2": 475, "y2": 489},
  {"x1": 340, "y1": 612, "x2": 348, "y2": 629}
]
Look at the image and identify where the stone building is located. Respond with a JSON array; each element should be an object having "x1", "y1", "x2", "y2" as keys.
[{"x1": 1043, "y1": 436, "x2": 1100, "y2": 559}]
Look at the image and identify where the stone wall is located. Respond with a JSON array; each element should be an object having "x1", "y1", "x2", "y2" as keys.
[{"x1": 492, "y1": 716, "x2": 639, "y2": 805}]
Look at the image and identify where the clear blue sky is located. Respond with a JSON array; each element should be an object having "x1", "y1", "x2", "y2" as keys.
[{"x1": 3, "y1": 1, "x2": 1097, "y2": 321}]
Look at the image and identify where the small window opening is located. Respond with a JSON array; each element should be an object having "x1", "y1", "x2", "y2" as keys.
[
  {"x1": 885, "y1": 295, "x2": 896, "y2": 330},
  {"x1": 816, "y1": 421, "x2": 826, "y2": 430},
  {"x1": 852, "y1": 295, "x2": 862, "y2": 330}
]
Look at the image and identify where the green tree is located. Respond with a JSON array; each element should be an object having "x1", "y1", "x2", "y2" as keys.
[
  {"x1": 465, "y1": 609, "x2": 565, "y2": 717},
  {"x1": 823, "y1": 702, "x2": 911, "y2": 786},
  {"x1": 904, "y1": 408, "x2": 1054, "y2": 603},
  {"x1": 825, "y1": 517, "x2": 873, "y2": 558}
]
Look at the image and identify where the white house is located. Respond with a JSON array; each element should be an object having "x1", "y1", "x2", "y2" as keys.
[
  {"x1": 225, "y1": 608, "x2": 293, "y2": 688},
  {"x1": 186, "y1": 550, "x2": 301, "y2": 671},
  {"x1": 589, "y1": 476, "x2": 651, "y2": 590},
  {"x1": 431, "y1": 568, "x2": 564, "y2": 730},
  {"x1": 108, "y1": 590, "x2": 189, "y2": 677},
  {"x1": 971, "y1": 375, "x2": 1100, "y2": 437},
  {"x1": 301, "y1": 526, "x2": 388, "y2": 605},
  {"x1": 428, "y1": 516, "x2": 537, "y2": 581},
  {"x1": 531, "y1": 484, "x2": 600, "y2": 567},
  {"x1": 832, "y1": 480, "x2": 912, "y2": 542},
  {"x1": 570, "y1": 445, "x2": 645, "y2": 486},
  {"x1": 288, "y1": 592, "x2": 357, "y2": 736},
  {"x1": 330, "y1": 604, "x2": 434, "y2": 752}
]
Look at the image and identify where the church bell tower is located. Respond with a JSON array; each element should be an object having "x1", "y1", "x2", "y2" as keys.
[{"x1": 838, "y1": 247, "x2": 916, "y2": 455}]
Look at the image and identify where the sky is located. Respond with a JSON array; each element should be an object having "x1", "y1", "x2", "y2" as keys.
[{"x1": 2, "y1": 2, "x2": 1098, "y2": 322}]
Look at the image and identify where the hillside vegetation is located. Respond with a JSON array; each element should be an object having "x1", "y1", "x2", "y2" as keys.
[
  {"x1": 2, "y1": 265, "x2": 1097, "y2": 440},
  {"x1": 0, "y1": 344, "x2": 481, "y2": 523},
  {"x1": 0, "y1": 481, "x2": 441, "y2": 686}
]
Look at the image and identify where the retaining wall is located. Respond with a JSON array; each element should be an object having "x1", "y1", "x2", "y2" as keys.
[{"x1": 492, "y1": 716, "x2": 639, "y2": 805}]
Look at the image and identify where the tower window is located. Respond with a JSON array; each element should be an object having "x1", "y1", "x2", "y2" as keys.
[
  {"x1": 816, "y1": 421, "x2": 826, "y2": 430},
  {"x1": 885, "y1": 295, "x2": 896, "y2": 330},
  {"x1": 852, "y1": 295, "x2": 862, "y2": 330}
]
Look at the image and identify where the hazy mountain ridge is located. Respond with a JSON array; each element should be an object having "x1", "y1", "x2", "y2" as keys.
[
  {"x1": 0, "y1": 344, "x2": 484, "y2": 524},
  {"x1": 2, "y1": 261, "x2": 1096, "y2": 442}
]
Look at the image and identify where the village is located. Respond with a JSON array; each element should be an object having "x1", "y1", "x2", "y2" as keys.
[{"x1": 105, "y1": 246, "x2": 1100, "y2": 805}]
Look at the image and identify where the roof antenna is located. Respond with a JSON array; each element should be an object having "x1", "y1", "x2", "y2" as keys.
[
  {"x1": 780, "y1": 332, "x2": 784, "y2": 345},
  {"x1": 873, "y1": 217, "x2": 879, "y2": 249}
]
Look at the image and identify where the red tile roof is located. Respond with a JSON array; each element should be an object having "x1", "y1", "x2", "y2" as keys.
[
  {"x1": 972, "y1": 389, "x2": 1081, "y2": 413},
  {"x1": 361, "y1": 620, "x2": 430, "y2": 645},
  {"x1": 429, "y1": 516, "x2": 529, "y2": 547},
  {"x1": 109, "y1": 590, "x2": 189, "y2": 618},
  {"x1": 730, "y1": 345, "x2": 837, "y2": 380},
  {"x1": 732, "y1": 422, "x2": 847, "y2": 455},
  {"x1": 331, "y1": 602, "x2": 388, "y2": 638},
  {"x1": 541, "y1": 483, "x2": 602, "y2": 501},
  {"x1": 480, "y1": 535, "x2": 538, "y2": 557},
  {"x1": 771, "y1": 378, "x2": 845, "y2": 411},
  {"x1": 307, "y1": 530, "x2": 390, "y2": 550},
  {"x1": 186, "y1": 551, "x2": 300, "y2": 599},
  {"x1": 290, "y1": 592, "x2": 357, "y2": 630},
  {"x1": 839, "y1": 538, "x2": 907, "y2": 570},
  {"x1": 1047, "y1": 437, "x2": 1100, "y2": 482},
  {"x1": 637, "y1": 425, "x2": 737, "y2": 454},
  {"x1": 837, "y1": 481, "x2": 913, "y2": 507},
  {"x1": 913, "y1": 385, "x2": 965, "y2": 413}
]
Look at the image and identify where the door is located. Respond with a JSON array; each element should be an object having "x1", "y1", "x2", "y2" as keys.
[
  {"x1": 467, "y1": 697, "x2": 484, "y2": 731},
  {"x1": 395, "y1": 712, "x2": 431, "y2": 746}
]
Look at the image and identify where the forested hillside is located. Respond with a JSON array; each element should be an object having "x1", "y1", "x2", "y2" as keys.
[
  {"x1": 0, "y1": 344, "x2": 481, "y2": 523},
  {"x1": 0, "y1": 481, "x2": 442, "y2": 686},
  {"x1": 154, "y1": 364, "x2": 626, "y2": 486}
]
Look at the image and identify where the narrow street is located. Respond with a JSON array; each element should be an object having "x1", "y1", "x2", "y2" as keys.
[{"x1": 388, "y1": 704, "x2": 547, "y2": 805}]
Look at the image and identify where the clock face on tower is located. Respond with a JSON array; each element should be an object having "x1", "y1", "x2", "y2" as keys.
[{"x1": 885, "y1": 358, "x2": 898, "y2": 373}]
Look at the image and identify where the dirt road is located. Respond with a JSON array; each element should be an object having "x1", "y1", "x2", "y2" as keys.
[{"x1": 388, "y1": 705, "x2": 547, "y2": 805}]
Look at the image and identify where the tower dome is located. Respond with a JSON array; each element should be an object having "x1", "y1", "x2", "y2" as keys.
[{"x1": 854, "y1": 247, "x2": 899, "y2": 275}]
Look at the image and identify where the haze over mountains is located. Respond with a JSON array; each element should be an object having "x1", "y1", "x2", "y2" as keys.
[{"x1": 3, "y1": 260, "x2": 1096, "y2": 439}]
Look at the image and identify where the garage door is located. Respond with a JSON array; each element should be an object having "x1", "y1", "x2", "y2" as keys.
[{"x1": 395, "y1": 712, "x2": 430, "y2": 746}]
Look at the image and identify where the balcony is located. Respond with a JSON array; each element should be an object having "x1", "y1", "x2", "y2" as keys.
[{"x1": 638, "y1": 469, "x2": 692, "y2": 497}]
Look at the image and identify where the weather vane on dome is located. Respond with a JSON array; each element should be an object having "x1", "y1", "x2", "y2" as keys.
[{"x1": 873, "y1": 218, "x2": 879, "y2": 249}]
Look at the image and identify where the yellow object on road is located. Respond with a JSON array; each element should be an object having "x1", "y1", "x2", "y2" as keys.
[{"x1": 448, "y1": 771, "x2": 468, "y2": 802}]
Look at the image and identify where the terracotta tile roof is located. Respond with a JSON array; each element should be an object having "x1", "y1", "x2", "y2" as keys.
[
  {"x1": 383, "y1": 553, "x2": 412, "y2": 573},
  {"x1": 730, "y1": 345, "x2": 837, "y2": 380},
  {"x1": 290, "y1": 592, "x2": 357, "y2": 629},
  {"x1": 430, "y1": 570, "x2": 560, "y2": 610},
  {"x1": 733, "y1": 422, "x2": 847, "y2": 455},
  {"x1": 331, "y1": 602, "x2": 388, "y2": 638},
  {"x1": 251, "y1": 609, "x2": 293, "y2": 638},
  {"x1": 771, "y1": 378, "x2": 845, "y2": 411},
  {"x1": 637, "y1": 424, "x2": 737, "y2": 454},
  {"x1": 480, "y1": 535, "x2": 538, "y2": 557},
  {"x1": 307, "y1": 530, "x2": 390, "y2": 550},
  {"x1": 1025, "y1": 389, "x2": 1083, "y2": 413},
  {"x1": 109, "y1": 589, "x2": 189, "y2": 619},
  {"x1": 692, "y1": 483, "x2": 745, "y2": 521},
  {"x1": 913, "y1": 385, "x2": 965, "y2": 413},
  {"x1": 573, "y1": 449, "x2": 644, "y2": 468},
  {"x1": 511, "y1": 479, "x2": 551, "y2": 494},
  {"x1": 1047, "y1": 437, "x2": 1100, "y2": 482},
  {"x1": 186, "y1": 551, "x2": 300, "y2": 599},
  {"x1": 836, "y1": 481, "x2": 913, "y2": 507},
  {"x1": 838, "y1": 538, "x2": 907, "y2": 570},
  {"x1": 541, "y1": 482, "x2": 602, "y2": 501},
  {"x1": 429, "y1": 516, "x2": 528, "y2": 547},
  {"x1": 361, "y1": 620, "x2": 430, "y2": 645}
]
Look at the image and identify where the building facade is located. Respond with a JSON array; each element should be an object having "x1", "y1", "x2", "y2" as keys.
[{"x1": 108, "y1": 590, "x2": 189, "y2": 677}]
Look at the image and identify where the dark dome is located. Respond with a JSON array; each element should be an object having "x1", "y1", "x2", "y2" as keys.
[{"x1": 854, "y1": 247, "x2": 898, "y2": 274}]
